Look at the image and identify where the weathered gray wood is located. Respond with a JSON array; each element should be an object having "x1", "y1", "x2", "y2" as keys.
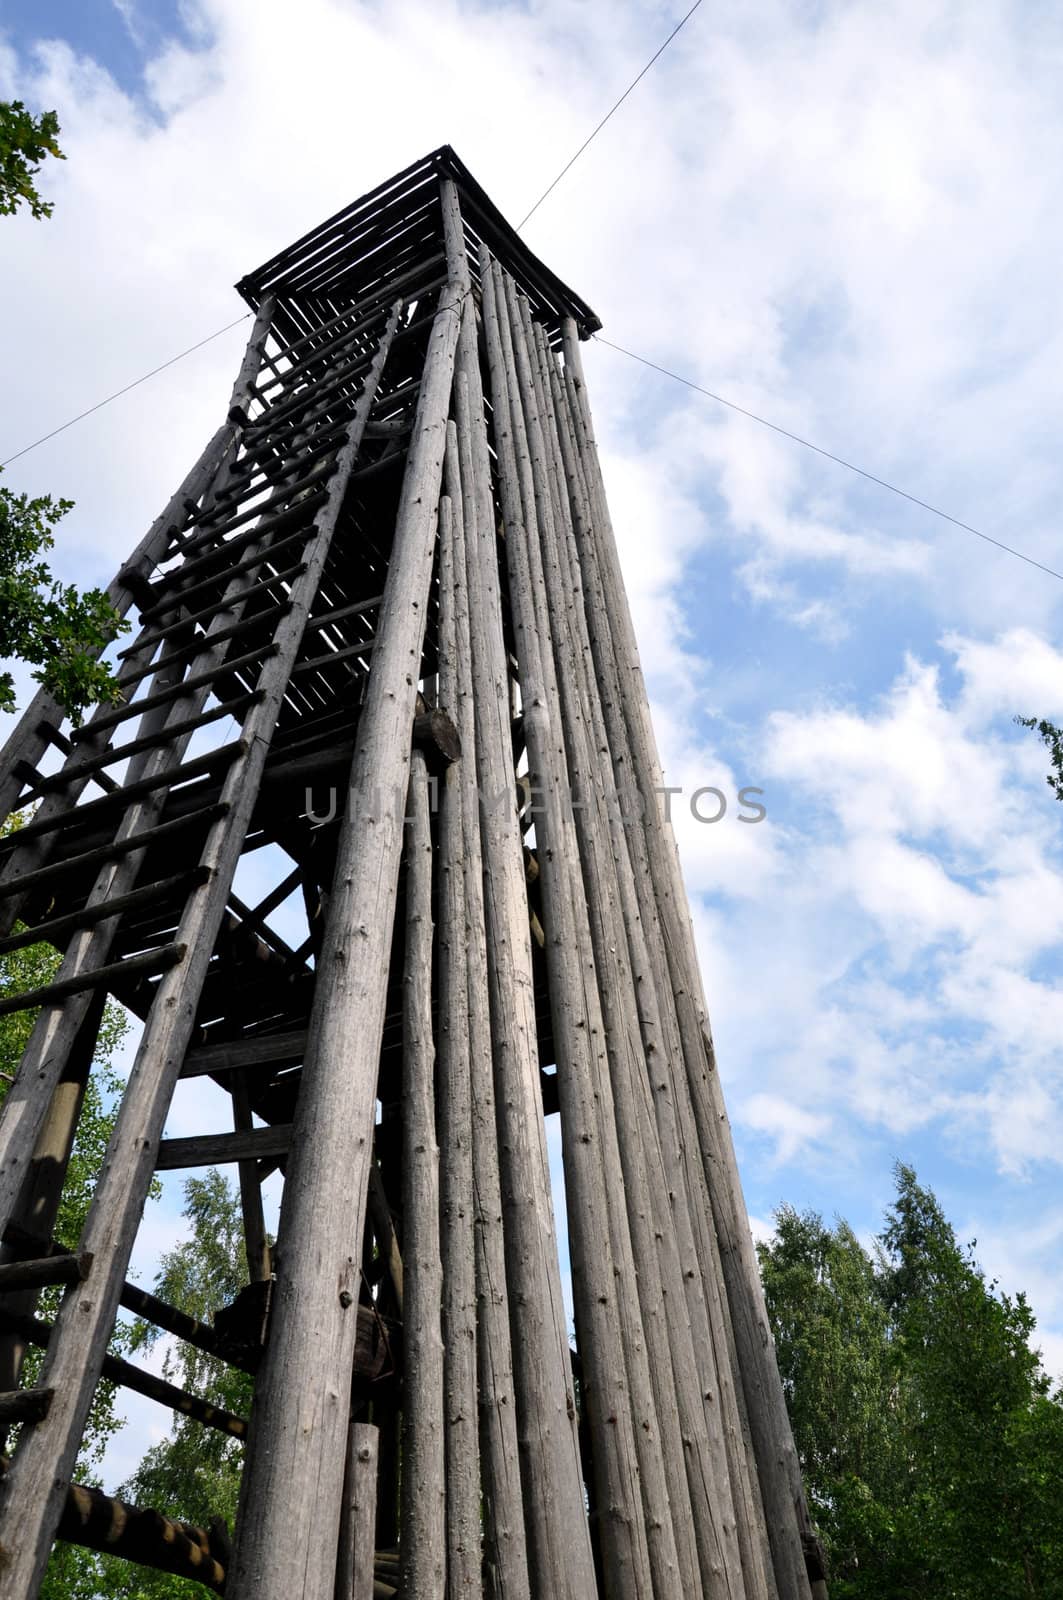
[
  {"x1": 450, "y1": 353, "x2": 531, "y2": 1600},
  {"x1": 154, "y1": 1124, "x2": 292, "y2": 1171},
  {"x1": 225, "y1": 283, "x2": 462, "y2": 1600},
  {"x1": 335, "y1": 1422, "x2": 379, "y2": 1600},
  {"x1": 484, "y1": 254, "x2": 653, "y2": 1600},
  {"x1": 0, "y1": 1254, "x2": 89, "y2": 1293},
  {"x1": 540, "y1": 325, "x2": 775, "y2": 1597},
  {"x1": 232, "y1": 1072, "x2": 272, "y2": 1283},
  {"x1": 436, "y1": 477, "x2": 483, "y2": 1600},
  {"x1": 560, "y1": 321, "x2": 811, "y2": 1599},
  {"x1": 454, "y1": 277, "x2": 593, "y2": 1600},
  {"x1": 0, "y1": 870, "x2": 208, "y2": 958},
  {"x1": 400, "y1": 750, "x2": 446, "y2": 1600},
  {"x1": 521, "y1": 298, "x2": 739, "y2": 1600},
  {"x1": 0, "y1": 1389, "x2": 52, "y2": 1425},
  {"x1": 0, "y1": 942, "x2": 185, "y2": 1020},
  {"x1": 0, "y1": 1305, "x2": 248, "y2": 1437},
  {"x1": 0, "y1": 304, "x2": 404, "y2": 1599},
  {"x1": 531, "y1": 314, "x2": 756, "y2": 1599},
  {"x1": 180, "y1": 1027, "x2": 304, "y2": 1078}
]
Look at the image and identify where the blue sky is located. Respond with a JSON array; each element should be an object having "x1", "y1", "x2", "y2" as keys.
[{"x1": 3, "y1": 0, "x2": 1063, "y2": 1483}]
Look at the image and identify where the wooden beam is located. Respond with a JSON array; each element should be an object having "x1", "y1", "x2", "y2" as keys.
[{"x1": 154, "y1": 1124, "x2": 292, "y2": 1171}]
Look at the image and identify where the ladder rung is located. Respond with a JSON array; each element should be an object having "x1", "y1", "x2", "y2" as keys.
[
  {"x1": 25, "y1": 697, "x2": 256, "y2": 797},
  {"x1": 172, "y1": 463, "x2": 332, "y2": 555},
  {"x1": 0, "y1": 1252, "x2": 92, "y2": 1292},
  {"x1": 0, "y1": 803, "x2": 229, "y2": 905},
  {"x1": 0, "y1": 943, "x2": 186, "y2": 1019},
  {"x1": 138, "y1": 526, "x2": 310, "y2": 626},
  {"x1": 120, "y1": 604, "x2": 292, "y2": 687},
  {"x1": 291, "y1": 637, "x2": 376, "y2": 678},
  {"x1": 0, "y1": 1307, "x2": 247, "y2": 1438},
  {"x1": 73, "y1": 650, "x2": 274, "y2": 740},
  {"x1": 0, "y1": 1388, "x2": 53, "y2": 1426},
  {"x1": 123, "y1": 557, "x2": 308, "y2": 656},
  {"x1": 1, "y1": 742, "x2": 245, "y2": 847},
  {"x1": 0, "y1": 870, "x2": 210, "y2": 957}
]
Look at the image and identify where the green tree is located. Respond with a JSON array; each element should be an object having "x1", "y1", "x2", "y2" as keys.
[
  {"x1": 0, "y1": 97, "x2": 127, "y2": 724},
  {"x1": 759, "y1": 1164, "x2": 1063, "y2": 1599},
  {"x1": 76, "y1": 1171, "x2": 256, "y2": 1598},
  {"x1": 0, "y1": 816, "x2": 136, "y2": 1593},
  {"x1": 1016, "y1": 717, "x2": 1063, "y2": 804},
  {"x1": 0, "y1": 99, "x2": 63, "y2": 219}
]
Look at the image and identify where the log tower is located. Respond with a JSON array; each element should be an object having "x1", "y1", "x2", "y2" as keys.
[{"x1": 0, "y1": 149, "x2": 824, "y2": 1600}]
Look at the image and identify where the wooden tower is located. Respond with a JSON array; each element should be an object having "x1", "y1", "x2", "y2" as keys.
[{"x1": 0, "y1": 149, "x2": 824, "y2": 1600}]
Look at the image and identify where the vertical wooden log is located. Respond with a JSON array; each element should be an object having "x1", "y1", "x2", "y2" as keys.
[
  {"x1": 232, "y1": 1072, "x2": 271, "y2": 1284},
  {"x1": 553, "y1": 333, "x2": 776, "y2": 1591},
  {"x1": 0, "y1": 303, "x2": 402, "y2": 1598},
  {"x1": 483, "y1": 254, "x2": 654, "y2": 1600},
  {"x1": 453, "y1": 283, "x2": 595, "y2": 1600},
  {"x1": 225, "y1": 283, "x2": 463, "y2": 1600},
  {"x1": 450, "y1": 362, "x2": 532, "y2": 1600},
  {"x1": 401, "y1": 749, "x2": 446, "y2": 1600},
  {"x1": 437, "y1": 477, "x2": 484, "y2": 1600},
  {"x1": 535, "y1": 319, "x2": 771, "y2": 1597},
  {"x1": 336, "y1": 1422, "x2": 380, "y2": 1600},
  {"x1": 560, "y1": 322, "x2": 812, "y2": 1599},
  {"x1": 522, "y1": 300, "x2": 750, "y2": 1600}
]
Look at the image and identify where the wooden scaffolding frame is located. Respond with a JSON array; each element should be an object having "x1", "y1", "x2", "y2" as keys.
[{"x1": 0, "y1": 147, "x2": 826, "y2": 1600}]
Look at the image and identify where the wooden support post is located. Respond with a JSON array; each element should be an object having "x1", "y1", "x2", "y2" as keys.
[
  {"x1": 560, "y1": 320, "x2": 813, "y2": 1598},
  {"x1": 232, "y1": 1071, "x2": 272, "y2": 1283},
  {"x1": 539, "y1": 325, "x2": 775, "y2": 1595},
  {"x1": 436, "y1": 480, "x2": 483, "y2": 1600},
  {"x1": 399, "y1": 749, "x2": 446, "y2": 1600},
  {"x1": 450, "y1": 353, "x2": 531, "y2": 1600},
  {"x1": 225, "y1": 282, "x2": 463, "y2": 1600},
  {"x1": 454, "y1": 276, "x2": 594, "y2": 1600},
  {"x1": 530, "y1": 314, "x2": 761, "y2": 1599},
  {"x1": 336, "y1": 1422, "x2": 380, "y2": 1600},
  {"x1": 483, "y1": 253, "x2": 656, "y2": 1600}
]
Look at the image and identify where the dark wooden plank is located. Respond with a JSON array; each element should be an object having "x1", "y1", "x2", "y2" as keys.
[{"x1": 154, "y1": 1124, "x2": 292, "y2": 1171}]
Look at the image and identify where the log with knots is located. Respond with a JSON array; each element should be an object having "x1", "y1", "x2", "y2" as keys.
[{"x1": 0, "y1": 147, "x2": 826, "y2": 1600}]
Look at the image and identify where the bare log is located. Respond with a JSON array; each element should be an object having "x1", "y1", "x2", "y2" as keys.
[
  {"x1": 436, "y1": 479, "x2": 483, "y2": 1600},
  {"x1": 451, "y1": 347, "x2": 531, "y2": 1600},
  {"x1": 455, "y1": 272, "x2": 593, "y2": 1599},
  {"x1": 336, "y1": 1422, "x2": 380, "y2": 1600},
  {"x1": 483, "y1": 254, "x2": 653, "y2": 1600},
  {"x1": 399, "y1": 749, "x2": 446, "y2": 1600},
  {"x1": 225, "y1": 283, "x2": 463, "y2": 1600}
]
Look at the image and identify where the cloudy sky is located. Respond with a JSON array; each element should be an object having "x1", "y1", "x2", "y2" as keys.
[{"x1": 3, "y1": 0, "x2": 1063, "y2": 1482}]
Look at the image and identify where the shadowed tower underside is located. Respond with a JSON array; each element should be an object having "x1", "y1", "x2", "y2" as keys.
[{"x1": 0, "y1": 149, "x2": 825, "y2": 1600}]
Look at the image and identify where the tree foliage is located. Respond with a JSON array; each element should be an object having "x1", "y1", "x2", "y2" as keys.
[
  {"x1": 0, "y1": 99, "x2": 63, "y2": 220},
  {"x1": 69, "y1": 1172, "x2": 257, "y2": 1598},
  {"x1": 1016, "y1": 716, "x2": 1063, "y2": 804},
  {"x1": 0, "y1": 97, "x2": 128, "y2": 725},
  {"x1": 759, "y1": 1164, "x2": 1063, "y2": 1598},
  {"x1": 0, "y1": 817, "x2": 137, "y2": 1593}
]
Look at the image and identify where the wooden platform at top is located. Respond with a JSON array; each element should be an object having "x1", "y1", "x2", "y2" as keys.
[{"x1": 235, "y1": 145, "x2": 602, "y2": 353}]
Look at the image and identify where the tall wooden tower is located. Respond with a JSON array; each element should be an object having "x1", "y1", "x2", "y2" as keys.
[{"x1": 0, "y1": 150, "x2": 824, "y2": 1600}]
